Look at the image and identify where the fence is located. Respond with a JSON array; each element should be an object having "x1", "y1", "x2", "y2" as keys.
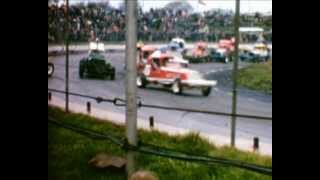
[{"x1": 48, "y1": 88, "x2": 272, "y2": 121}]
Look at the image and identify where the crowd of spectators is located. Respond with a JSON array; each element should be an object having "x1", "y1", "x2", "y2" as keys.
[{"x1": 48, "y1": 2, "x2": 272, "y2": 43}]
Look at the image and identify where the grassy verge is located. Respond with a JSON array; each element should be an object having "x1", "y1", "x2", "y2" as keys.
[
  {"x1": 238, "y1": 61, "x2": 272, "y2": 94},
  {"x1": 48, "y1": 106, "x2": 272, "y2": 180}
]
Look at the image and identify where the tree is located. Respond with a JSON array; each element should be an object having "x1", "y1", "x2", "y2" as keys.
[{"x1": 164, "y1": 0, "x2": 193, "y2": 14}]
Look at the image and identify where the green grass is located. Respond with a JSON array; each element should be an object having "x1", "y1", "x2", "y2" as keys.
[
  {"x1": 238, "y1": 61, "x2": 272, "y2": 94},
  {"x1": 48, "y1": 106, "x2": 272, "y2": 180}
]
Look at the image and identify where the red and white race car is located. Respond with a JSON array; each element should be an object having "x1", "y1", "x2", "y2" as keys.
[{"x1": 137, "y1": 50, "x2": 217, "y2": 96}]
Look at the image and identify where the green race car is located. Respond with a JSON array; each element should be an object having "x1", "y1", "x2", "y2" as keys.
[{"x1": 79, "y1": 50, "x2": 115, "y2": 80}]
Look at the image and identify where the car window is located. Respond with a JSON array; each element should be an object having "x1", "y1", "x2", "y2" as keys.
[
  {"x1": 153, "y1": 58, "x2": 160, "y2": 67},
  {"x1": 143, "y1": 51, "x2": 150, "y2": 59}
]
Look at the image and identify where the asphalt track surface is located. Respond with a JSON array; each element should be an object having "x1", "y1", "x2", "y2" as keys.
[{"x1": 48, "y1": 50, "x2": 272, "y2": 154}]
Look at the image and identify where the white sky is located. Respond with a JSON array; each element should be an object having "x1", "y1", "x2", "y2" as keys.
[
  {"x1": 67, "y1": 0, "x2": 272, "y2": 14},
  {"x1": 111, "y1": 0, "x2": 272, "y2": 13}
]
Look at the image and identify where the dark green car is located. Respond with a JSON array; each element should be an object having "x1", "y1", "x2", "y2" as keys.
[{"x1": 79, "y1": 51, "x2": 115, "y2": 80}]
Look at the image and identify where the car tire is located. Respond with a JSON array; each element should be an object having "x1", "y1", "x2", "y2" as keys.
[
  {"x1": 201, "y1": 87, "x2": 211, "y2": 96},
  {"x1": 79, "y1": 65, "x2": 84, "y2": 78},
  {"x1": 224, "y1": 57, "x2": 229, "y2": 63},
  {"x1": 171, "y1": 79, "x2": 183, "y2": 94},
  {"x1": 137, "y1": 75, "x2": 147, "y2": 88},
  {"x1": 110, "y1": 68, "x2": 115, "y2": 80},
  {"x1": 48, "y1": 63, "x2": 54, "y2": 77}
]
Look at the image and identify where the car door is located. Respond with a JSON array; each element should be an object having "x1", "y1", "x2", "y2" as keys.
[{"x1": 148, "y1": 58, "x2": 162, "y2": 79}]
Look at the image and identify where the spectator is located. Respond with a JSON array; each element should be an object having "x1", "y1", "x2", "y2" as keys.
[{"x1": 48, "y1": 3, "x2": 271, "y2": 43}]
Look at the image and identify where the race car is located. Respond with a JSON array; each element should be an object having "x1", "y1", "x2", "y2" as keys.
[
  {"x1": 182, "y1": 41, "x2": 211, "y2": 63},
  {"x1": 251, "y1": 43, "x2": 270, "y2": 61},
  {"x1": 239, "y1": 43, "x2": 270, "y2": 62},
  {"x1": 79, "y1": 41, "x2": 115, "y2": 80},
  {"x1": 210, "y1": 48, "x2": 232, "y2": 63},
  {"x1": 137, "y1": 50, "x2": 217, "y2": 96}
]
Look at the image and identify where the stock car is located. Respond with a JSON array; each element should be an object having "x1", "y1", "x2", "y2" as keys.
[
  {"x1": 210, "y1": 48, "x2": 232, "y2": 63},
  {"x1": 137, "y1": 50, "x2": 217, "y2": 96},
  {"x1": 209, "y1": 38, "x2": 235, "y2": 63},
  {"x1": 79, "y1": 41, "x2": 115, "y2": 80},
  {"x1": 239, "y1": 43, "x2": 270, "y2": 62},
  {"x1": 182, "y1": 41, "x2": 211, "y2": 63}
]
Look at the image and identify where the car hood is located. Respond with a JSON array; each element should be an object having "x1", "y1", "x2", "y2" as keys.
[{"x1": 161, "y1": 67, "x2": 202, "y2": 79}]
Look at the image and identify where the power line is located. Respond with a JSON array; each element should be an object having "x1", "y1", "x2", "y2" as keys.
[{"x1": 48, "y1": 88, "x2": 272, "y2": 120}]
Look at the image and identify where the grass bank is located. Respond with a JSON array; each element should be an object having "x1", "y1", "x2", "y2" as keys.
[
  {"x1": 238, "y1": 61, "x2": 272, "y2": 94},
  {"x1": 48, "y1": 106, "x2": 272, "y2": 180}
]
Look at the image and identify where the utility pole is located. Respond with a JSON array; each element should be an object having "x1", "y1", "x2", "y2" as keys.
[
  {"x1": 231, "y1": 0, "x2": 240, "y2": 147},
  {"x1": 125, "y1": 0, "x2": 138, "y2": 178},
  {"x1": 65, "y1": 0, "x2": 69, "y2": 113}
]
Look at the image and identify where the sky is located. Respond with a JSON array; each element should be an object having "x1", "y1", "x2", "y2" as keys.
[{"x1": 66, "y1": 0, "x2": 272, "y2": 14}]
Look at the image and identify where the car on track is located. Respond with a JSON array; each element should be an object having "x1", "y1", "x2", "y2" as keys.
[
  {"x1": 79, "y1": 41, "x2": 115, "y2": 80},
  {"x1": 210, "y1": 48, "x2": 232, "y2": 63},
  {"x1": 137, "y1": 50, "x2": 217, "y2": 96},
  {"x1": 182, "y1": 41, "x2": 211, "y2": 63},
  {"x1": 239, "y1": 43, "x2": 270, "y2": 62}
]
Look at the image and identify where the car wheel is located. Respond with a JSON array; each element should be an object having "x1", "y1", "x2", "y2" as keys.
[
  {"x1": 201, "y1": 87, "x2": 211, "y2": 96},
  {"x1": 79, "y1": 65, "x2": 84, "y2": 78},
  {"x1": 48, "y1": 63, "x2": 54, "y2": 77},
  {"x1": 110, "y1": 68, "x2": 115, "y2": 80},
  {"x1": 225, "y1": 57, "x2": 229, "y2": 63},
  {"x1": 137, "y1": 75, "x2": 147, "y2": 88},
  {"x1": 171, "y1": 79, "x2": 182, "y2": 94}
]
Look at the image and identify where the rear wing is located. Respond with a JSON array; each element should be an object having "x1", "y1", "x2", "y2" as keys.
[{"x1": 89, "y1": 42, "x2": 105, "y2": 52}]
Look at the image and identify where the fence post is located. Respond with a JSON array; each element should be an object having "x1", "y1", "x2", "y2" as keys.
[
  {"x1": 253, "y1": 137, "x2": 259, "y2": 151},
  {"x1": 48, "y1": 92, "x2": 52, "y2": 101},
  {"x1": 149, "y1": 116, "x2": 154, "y2": 129},
  {"x1": 65, "y1": 0, "x2": 70, "y2": 113},
  {"x1": 87, "y1": 102, "x2": 91, "y2": 114}
]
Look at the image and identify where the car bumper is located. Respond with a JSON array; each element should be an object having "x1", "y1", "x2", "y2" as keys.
[{"x1": 182, "y1": 79, "x2": 217, "y2": 87}]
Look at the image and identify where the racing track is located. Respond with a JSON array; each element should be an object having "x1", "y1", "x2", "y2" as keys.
[{"x1": 48, "y1": 51, "x2": 272, "y2": 155}]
